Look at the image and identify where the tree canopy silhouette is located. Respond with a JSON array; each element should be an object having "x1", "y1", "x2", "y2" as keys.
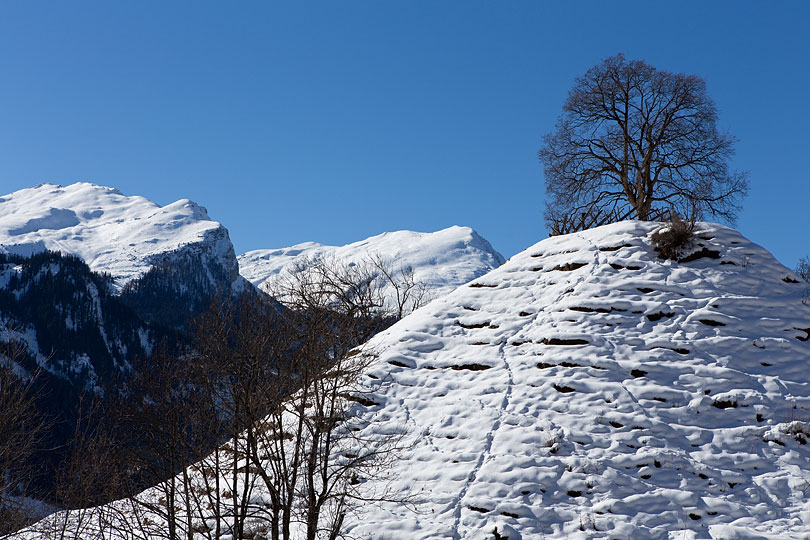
[{"x1": 539, "y1": 53, "x2": 748, "y2": 234}]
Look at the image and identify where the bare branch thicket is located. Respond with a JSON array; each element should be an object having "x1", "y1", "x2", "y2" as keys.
[
  {"x1": 180, "y1": 255, "x2": 413, "y2": 540},
  {"x1": 272, "y1": 253, "x2": 432, "y2": 323},
  {"x1": 92, "y1": 253, "x2": 415, "y2": 540},
  {"x1": 273, "y1": 255, "x2": 388, "y2": 335},
  {"x1": 28, "y1": 254, "x2": 417, "y2": 540},
  {"x1": 539, "y1": 53, "x2": 748, "y2": 234},
  {"x1": 31, "y1": 392, "x2": 127, "y2": 540},
  {"x1": 261, "y1": 257, "x2": 412, "y2": 540},
  {"x1": 0, "y1": 337, "x2": 52, "y2": 536}
]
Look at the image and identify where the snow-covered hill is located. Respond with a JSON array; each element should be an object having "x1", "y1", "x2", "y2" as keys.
[
  {"x1": 19, "y1": 221, "x2": 810, "y2": 539},
  {"x1": 238, "y1": 226, "x2": 505, "y2": 304},
  {"x1": 0, "y1": 182, "x2": 240, "y2": 291},
  {"x1": 347, "y1": 221, "x2": 810, "y2": 539}
]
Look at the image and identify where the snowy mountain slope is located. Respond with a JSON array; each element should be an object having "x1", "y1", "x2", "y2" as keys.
[
  {"x1": 345, "y1": 221, "x2": 810, "y2": 539},
  {"x1": 0, "y1": 182, "x2": 240, "y2": 291},
  {"x1": 0, "y1": 182, "x2": 244, "y2": 408},
  {"x1": 238, "y1": 226, "x2": 505, "y2": 303},
  {"x1": 19, "y1": 221, "x2": 810, "y2": 539},
  {"x1": 0, "y1": 251, "x2": 159, "y2": 389}
]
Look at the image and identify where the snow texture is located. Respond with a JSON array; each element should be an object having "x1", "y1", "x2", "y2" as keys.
[
  {"x1": 18, "y1": 221, "x2": 810, "y2": 539},
  {"x1": 346, "y1": 221, "x2": 810, "y2": 539},
  {"x1": 238, "y1": 226, "x2": 505, "y2": 303},
  {"x1": 0, "y1": 183, "x2": 239, "y2": 291}
]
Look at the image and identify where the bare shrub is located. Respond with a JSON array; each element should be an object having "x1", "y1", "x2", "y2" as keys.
[
  {"x1": 651, "y1": 214, "x2": 695, "y2": 260},
  {"x1": 797, "y1": 257, "x2": 810, "y2": 284},
  {"x1": 793, "y1": 256, "x2": 810, "y2": 304}
]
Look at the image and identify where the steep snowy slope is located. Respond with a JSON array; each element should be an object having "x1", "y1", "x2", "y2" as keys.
[
  {"x1": 19, "y1": 221, "x2": 810, "y2": 539},
  {"x1": 0, "y1": 182, "x2": 240, "y2": 291},
  {"x1": 346, "y1": 221, "x2": 810, "y2": 539},
  {"x1": 0, "y1": 251, "x2": 162, "y2": 389},
  {"x1": 238, "y1": 226, "x2": 505, "y2": 302},
  {"x1": 0, "y1": 182, "x2": 244, "y2": 397}
]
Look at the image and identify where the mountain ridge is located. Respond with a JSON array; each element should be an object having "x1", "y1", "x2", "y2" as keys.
[
  {"x1": 0, "y1": 182, "x2": 247, "y2": 391},
  {"x1": 0, "y1": 182, "x2": 240, "y2": 292}
]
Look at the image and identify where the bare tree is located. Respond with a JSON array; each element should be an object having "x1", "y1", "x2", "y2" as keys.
[
  {"x1": 0, "y1": 339, "x2": 51, "y2": 535},
  {"x1": 539, "y1": 53, "x2": 748, "y2": 233},
  {"x1": 181, "y1": 256, "x2": 411, "y2": 540},
  {"x1": 368, "y1": 254, "x2": 431, "y2": 320},
  {"x1": 262, "y1": 259, "x2": 409, "y2": 540}
]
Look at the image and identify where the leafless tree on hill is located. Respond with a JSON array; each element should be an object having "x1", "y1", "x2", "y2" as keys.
[{"x1": 539, "y1": 53, "x2": 748, "y2": 234}]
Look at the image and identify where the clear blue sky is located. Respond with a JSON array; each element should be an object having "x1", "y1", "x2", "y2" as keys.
[{"x1": 1, "y1": 2, "x2": 808, "y2": 266}]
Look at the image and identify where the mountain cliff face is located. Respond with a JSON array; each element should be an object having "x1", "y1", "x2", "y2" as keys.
[
  {"x1": 238, "y1": 225, "x2": 505, "y2": 306},
  {"x1": 0, "y1": 251, "x2": 161, "y2": 391},
  {"x1": 0, "y1": 183, "x2": 245, "y2": 387},
  {"x1": 27, "y1": 221, "x2": 810, "y2": 539}
]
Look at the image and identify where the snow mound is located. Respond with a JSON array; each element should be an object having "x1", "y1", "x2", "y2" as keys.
[
  {"x1": 238, "y1": 225, "x2": 505, "y2": 302},
  {"x1": 346, "y1": 221, "x2": 810, "y2": 539},
  {"x1": 0, "y1": 183, "x2": 238, "y2": 290}
]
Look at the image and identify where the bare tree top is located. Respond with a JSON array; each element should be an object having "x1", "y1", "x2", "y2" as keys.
[{"x1": 539, "y1": 53, "x2": 748, "y2": 234}]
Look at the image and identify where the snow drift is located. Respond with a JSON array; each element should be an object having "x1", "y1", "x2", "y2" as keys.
[{"x1": 347, "y1": 220, "x2": 810, "y2": 539}]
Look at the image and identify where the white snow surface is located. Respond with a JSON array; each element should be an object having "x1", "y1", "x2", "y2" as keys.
[
  {"x1": 19, "y1": 221, "x2": 810, "y2": 539},
  {"x1": 344, "y1": 221, "x2": 810, "y2": 539},
  {"x1": 238, "y1": 225, "x2": 505, "y2": 302},
  {"x1": 0, "y1": 183, "x2": 238, "y2": 290}
]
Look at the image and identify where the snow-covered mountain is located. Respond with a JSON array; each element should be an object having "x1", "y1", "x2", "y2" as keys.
[
  {"x1": 0, "y1": 182, "x2": 243, "y2": 398},
  {"x1": 0, "y1": 182, "x2": 240, "y2": 292},
  {"x1": 0, "y1": 184, "x2": 254, "y2": 514},
  {"x1": 23, "y1": 221, "x2": 810, "y2": 539},
  {"x1": 238, "y1": 226, "x2": 505, "y2": 304}
]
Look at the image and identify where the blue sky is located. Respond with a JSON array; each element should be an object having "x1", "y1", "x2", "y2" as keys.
[{"x1": 0, "y1": 2, "x2": 808, "y2": 266}]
